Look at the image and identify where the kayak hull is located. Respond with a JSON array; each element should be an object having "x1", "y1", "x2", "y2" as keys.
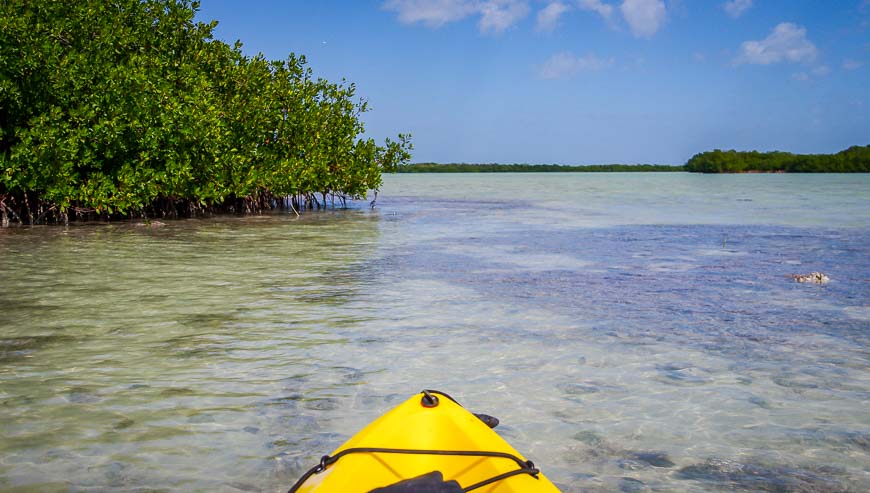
[{"x1": 291, "y1": 391, "x2": 560, "y2": 492}]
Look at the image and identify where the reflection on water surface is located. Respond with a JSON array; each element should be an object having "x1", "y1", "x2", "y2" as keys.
[{"x1": 1, "y1": 173, "x2": 868, "y2": 492}]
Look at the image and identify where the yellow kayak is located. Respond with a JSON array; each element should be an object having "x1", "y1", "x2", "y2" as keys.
[{"x1": 288, "y1": 390, "x2": 560, "y2": 492}]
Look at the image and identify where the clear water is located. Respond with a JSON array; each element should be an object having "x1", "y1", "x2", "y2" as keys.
[{"x1": 1, "y1": 173, "x2": 868, "y2": 492}]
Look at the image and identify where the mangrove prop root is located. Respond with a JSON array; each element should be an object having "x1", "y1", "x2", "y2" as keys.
[{"x1": 0, "y1": 188, "x2": 370, "y2": 226}]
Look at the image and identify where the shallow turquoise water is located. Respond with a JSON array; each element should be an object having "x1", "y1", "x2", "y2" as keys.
[{"x1": 1, "y1": 173, "x2": 868, "y2": 492}]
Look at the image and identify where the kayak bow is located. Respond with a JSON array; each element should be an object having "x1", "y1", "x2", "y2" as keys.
[{"x1": 288, "y1": 390, "x2": 560, "y2": 492}]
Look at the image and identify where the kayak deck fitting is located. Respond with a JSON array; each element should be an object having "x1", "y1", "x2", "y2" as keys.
[{"x1": 288, "y1": 390, "x2": 560, "y2": 492}]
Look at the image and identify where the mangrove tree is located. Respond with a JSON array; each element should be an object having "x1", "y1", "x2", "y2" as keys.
[{"x1": 0, "y1": 0, "x2": 411, "y2": 225}]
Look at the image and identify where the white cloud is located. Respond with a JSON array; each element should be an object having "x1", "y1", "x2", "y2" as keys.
[
  {"x1": 538, "y1": 52, "x2": 614, "y2": 79},
  {"x1": 385, "y1": 0, "x2": 674, "y2": 39},
  {"x1": 843, "y1": 58, "x2": 863, "y2": 70},
  {"x1": 383, "y1": 0, "x2": 479, "y2": 27},
  {"x1": 383, "y1": 0, "x2": 529, "y2": 34},
  {"x1": 577, "y1": 0, "x2": 614, "y2": 20},
  {"x1": 536, "y1": 1, "x2": 571, "y2": 31},
  {"x1": 479, "y1": 0, "x2": 530, "y2": 33},
  {"x1": 723, "y1": 0, "x2": 753, "y2": 19},
  {"x1": 536, "y1": 1, "x2": 617, "y2": 33},
  {"x1": 620, "y1": 0, "x2": 666, "y2": 38},
  {"x1": 736, "y1": 23, "x2": 818, "y2": 65}
]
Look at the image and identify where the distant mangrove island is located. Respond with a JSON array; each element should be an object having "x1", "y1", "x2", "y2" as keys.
[
  {"x1": 684, "y1": 146, "x2": 869, "y2": 173},
  {"x1": 399, "y1": 163, "x2": 683, "y2": 173},
  {"x1": 401, "y1": 145, "x2": 870, "y2": 174}
]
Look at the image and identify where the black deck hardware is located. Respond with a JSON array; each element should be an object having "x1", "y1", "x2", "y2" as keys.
[{"x1": 287, "y1": 447, "x2": 539, "y2": 493}]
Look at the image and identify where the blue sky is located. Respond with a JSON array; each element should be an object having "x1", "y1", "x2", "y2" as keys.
[{"x1": 197, "y1": 1, "x2": 870, "y2": 165}]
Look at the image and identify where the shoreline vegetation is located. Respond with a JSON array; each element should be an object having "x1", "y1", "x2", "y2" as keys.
[
  {"x1": 684, "y1": 146, "x2": 870, "y2": 173},
  {"x1": 1, "y1": 4, "x2": 866, "y2": 227},
  {"x1": 400, "y1": 145, "x2": 870, "y2": 174},
  {"x1": 399, "y1": 163, "x2": 683, "y2": 173},
  {"x1": 0, "y1": 0, "x2": 411, "y2": 226}
]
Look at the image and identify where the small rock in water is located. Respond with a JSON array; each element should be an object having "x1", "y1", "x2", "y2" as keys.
[
  {"x1": 627, "y1": 451, "x2": 675, "y2": 468},
  {"x1": 572, "y1": 430, "x2": 605, "y2": 447},
  {"x1": 243, "y1": 426, "x2": 260, "y2": 434},
  {"x1": 790, "y1": 272, "x2": 830, "y2": 284},
  {"x1": 66, "y1": 388, "x2": 100, "y2": 403},
  {"x1": 844, "y1": 432, "x2": 870, "y2": 451},
  {"x1": 619, "y1": 477, "x2": 650, "y2": 493},
  {"x1": 341, "y1": 369, "x2": 366, "y2": 383},
  {"x1": 748, "y1": 396, "x2": 772, "y2": 409},
  {"x1": 42, "y1": 448, "x2": 73, "y2": 460},
  {"x1": 113, "y1": 418, "x2": 135, "y2": 430},
  {"x1": 677, "y1": 458, "x2": 847, "y2": 492}
]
